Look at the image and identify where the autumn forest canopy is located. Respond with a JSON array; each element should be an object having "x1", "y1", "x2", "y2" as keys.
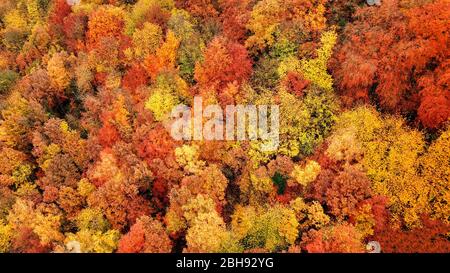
[{"x1": 0, "y1": 0, "x2": 449, "y2": 253}]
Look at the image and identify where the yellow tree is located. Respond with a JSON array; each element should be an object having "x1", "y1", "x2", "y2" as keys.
[
  {"x1": 144, "y1": 30, "x2": 180, "y2": 81},
  {"x1": 183, "y1": 194, "x2": 240, "y2": 253},
  {"x1": 64, "y1": 208, "x2": 120, "y2": 253},
  {"x1": 144, "y1": 74, "x2": 188, "y2": 121},
  {"x1": 127, "y1": 22, "x2": 163, "y2": 61},
  {"x1": 231, "y1": 204, "x2": 298, "y2": 251},
  {"x1": 245, "y1": 0, "x2": 326, "y2": 53},
  {"x1": 278, "y1": 30, "x2": 337, "y2": 92}
]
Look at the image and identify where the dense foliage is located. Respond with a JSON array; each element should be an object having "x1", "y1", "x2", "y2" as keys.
[{"x1": 0, "y1": 0, "x2": 448, "y2": 253}]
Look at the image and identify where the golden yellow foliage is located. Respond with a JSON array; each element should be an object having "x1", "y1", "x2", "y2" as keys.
[
  {"x1": 182, "y1": 194, "x2": 216, "y2": 226},
  {"x1": 0, "y1": 92, "x2": 42, "y2": 149},
  {"x1": 144, "y1": 30, "x2": 180, "y2": 80},
  {"x1": 144, "y1": 74, "x2": 187, "y2": 121},
  {"x1": 125, "y1": 0, "x2": 174, "y2": 35},
  {"x1": 11, "y1": 164, "x2": 33, "y2": 186},
  {"x1": 245, "y1": 0, "x2": 327, "y2": 52},
  {"x1": 144, "y1": 86, "x2": 179, "y2": 121},
  {"x1": 65, "y1": 229, "x2": 120, "y2": 253},
  {"x1": 183, "y1": 195, "x2": 239, "y2": 252},
  {"x1": 350, "y1": 204, "x2": 375, "y2": 239},
  {"x1": 277, "y1": 88, "x2": 309, "y2": 157},
  {"x1": 7, "y1": 199, "x2": 64, "y2": 245},
  {"x1": 300, "y1": 30, "x2": 337, "y2": 91},
  {"x1": 249, "y1": 166, "x2": 273, "y2": 193},
  {"x1": 330, "y1": 107, "x2": 430, "y2": 227},
  {"x1": 290, "y1": 160, "x2": 321, "y2": 187},
  {"x1": 33, "y1": 212, "x2": 64, "y2": 245},
  {"x1": 165, "y1": 208, "x2": 187, "y2": 234},
  {"x1": 184, "y1": 211, "x2": 230, "y2": 253}
]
